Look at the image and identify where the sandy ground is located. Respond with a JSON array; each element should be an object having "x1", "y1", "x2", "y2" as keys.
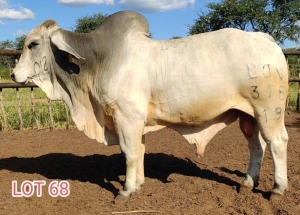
[{"x1": 0, "y1": 111, "x2": 299, "y2": 215}]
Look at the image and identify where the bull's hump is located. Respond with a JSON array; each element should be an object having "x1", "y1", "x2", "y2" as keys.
[{"x1": 96, "y1": 11, "x2": 149, "y2": 36}]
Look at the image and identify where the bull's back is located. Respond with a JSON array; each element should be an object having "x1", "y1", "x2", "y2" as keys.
[{"x1": 146, "y1": 29, "x2": 288, "y2": 126}]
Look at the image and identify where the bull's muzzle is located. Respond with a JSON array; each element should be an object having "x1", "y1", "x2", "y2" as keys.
[{"x1": 11, "y1": 73, "x2": 16, "y2": 82}]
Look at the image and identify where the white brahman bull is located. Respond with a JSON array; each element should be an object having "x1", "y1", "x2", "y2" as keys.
[{"x1": 11, "y1": 11, "x2": 289, "y2": 201}]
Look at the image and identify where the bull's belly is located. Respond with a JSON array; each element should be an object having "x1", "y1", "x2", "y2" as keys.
[{"x1": 146, "y1": 97, "x2": 240, "y2": 127}]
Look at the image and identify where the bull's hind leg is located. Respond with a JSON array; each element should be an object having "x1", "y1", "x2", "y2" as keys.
[
  {"x1": 239, "y1": 113, "x2": 267, "y2": 190},
  {"x1": 240, "y1": 111, "x2": 288, "y2": 196},
  {"x1": 256, "y1": 113, "x2": 288, "y2": 196},
  {"x1": 266, "y1": 124, "x2": 288, "y2": 195}
]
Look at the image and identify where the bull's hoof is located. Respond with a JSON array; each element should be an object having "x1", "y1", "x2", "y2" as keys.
[
  {"x1": 272, "y1": 187, "x2": 286, "y2": 195},
  {"x1": 114, "y1": 190, "x2": 132, "y2": 204},
  {"x1": 269, "y1": 183, "x2": 287, "y2": 201},
  {"x1": 238, "y1": 185, "x2": 252, "y2": 194},
  {"x1": 269, "y1": 188, "x2": 285, "y2": 201},
  {"x1": 269, "y1": 192, "x2": 283, "y2": 202},
  {"x1": 114, "y1": 193, "x2": 130, "y2": 204}
]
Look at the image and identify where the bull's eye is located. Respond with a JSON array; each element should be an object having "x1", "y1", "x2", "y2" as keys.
[{"x1": 28, "y1": 41, "x2": 39, "y2": 50}]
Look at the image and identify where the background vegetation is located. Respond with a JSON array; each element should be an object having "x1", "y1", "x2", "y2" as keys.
[{"x1": 189, "y1": 0, "x2": 300, "y2": 45}]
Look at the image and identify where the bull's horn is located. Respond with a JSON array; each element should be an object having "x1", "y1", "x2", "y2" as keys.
[{"x1": 42, "y1": 20, "x2": 57, "y2": 29}]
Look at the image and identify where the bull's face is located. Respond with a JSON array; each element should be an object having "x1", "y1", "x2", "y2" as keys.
[
  {"x1": 11, "y1": 20, "x2": 85, "y2": 100},
  {"x1": 11, "y1": 20, "x2": 58, "y2": 84},
  {"x1": 12, "y1": 20, "x2": 85, "y2": 85}
]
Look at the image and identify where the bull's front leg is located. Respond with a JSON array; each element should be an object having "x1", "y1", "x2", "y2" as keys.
[{"x1": 113, "y1": 110, "x2": 145, "y2": 202}]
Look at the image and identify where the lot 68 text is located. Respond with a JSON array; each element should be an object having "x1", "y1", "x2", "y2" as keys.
[{"x1": 12, "y1": 180, "x2": 70, "y2": 197}]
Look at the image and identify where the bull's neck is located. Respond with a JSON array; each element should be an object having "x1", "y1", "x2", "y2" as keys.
[{"x1": 60, "y1": 29, "x2": 95, "y2": 58}]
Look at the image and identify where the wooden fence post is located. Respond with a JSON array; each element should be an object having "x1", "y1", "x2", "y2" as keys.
[
  {"x1": 297, "y1": 56, "x2": 300, "y2": 111},
  {"x1": 48, "y1": 98, "x2": 54, "y2": 130},
  {"x1": 297, "y1": 86, "x2": 300, "y2": 111},
  {"x1": 16, "y1": 87, "x2": 23, "y2": 130},
  {"x1": 0, "y1": 88, "x2": 8, "y2": 130},
  {"x1": 64, "y1": 102, "x2": 70, "y2": 129},
  {"x1": 284, "y1": 53, "x2": 300, "y2": 111},
  {"x1": 30, "y1": 87, "x2": 40, "y2": 129}
]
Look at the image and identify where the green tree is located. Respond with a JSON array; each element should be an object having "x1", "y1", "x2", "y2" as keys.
[
  {"x1": 189, "y1": 0, "x2": 300, "y2": 45},
  {"x1": 0, "y1": 40, "x2": 16, "y2": 79},
  {"x1": 0, "y1": 40, "x2": 15, "y2": 49},
  {"x1": 171, "y1": 36, "x2": 182, "y2": 39},
  {"x1": 15, "y1": 34, "x2": 27, "y2": 50},
  {"x1": 0, "y1": 36, "x2": 26, "y2": 80},
  {"x1": 73, "y1": 13, "x2": 107, "y2": 33}
]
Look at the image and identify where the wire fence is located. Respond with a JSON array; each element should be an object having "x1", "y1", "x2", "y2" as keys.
[{"x1": 0, "y1": 83, "x2": 72, "y2": 130}]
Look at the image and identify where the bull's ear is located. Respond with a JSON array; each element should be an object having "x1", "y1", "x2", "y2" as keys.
[{"x1": 50, "y1": 31, "x2": 85, "y2": 61}]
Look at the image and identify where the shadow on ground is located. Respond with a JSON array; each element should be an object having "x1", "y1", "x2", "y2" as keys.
[{"x1": 0, "y1": 153, "x2": 242, "y2": 196}]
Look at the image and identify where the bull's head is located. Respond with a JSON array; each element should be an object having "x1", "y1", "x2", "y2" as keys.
[
  {"x1": 10, "y1": 19, "x2": 109, "y2": 144},
  {"x1": 11, "y1": 20, "x2": 85, "y2": 99}
]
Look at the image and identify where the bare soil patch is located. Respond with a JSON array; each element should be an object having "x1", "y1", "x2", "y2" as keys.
[{"x1": 0, "y1": 111, "x2": 299, "y2": 214}]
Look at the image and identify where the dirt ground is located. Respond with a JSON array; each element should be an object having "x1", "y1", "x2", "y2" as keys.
[{"x1": 0, "y1": 111, "x2": 299, "y2": 215}]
